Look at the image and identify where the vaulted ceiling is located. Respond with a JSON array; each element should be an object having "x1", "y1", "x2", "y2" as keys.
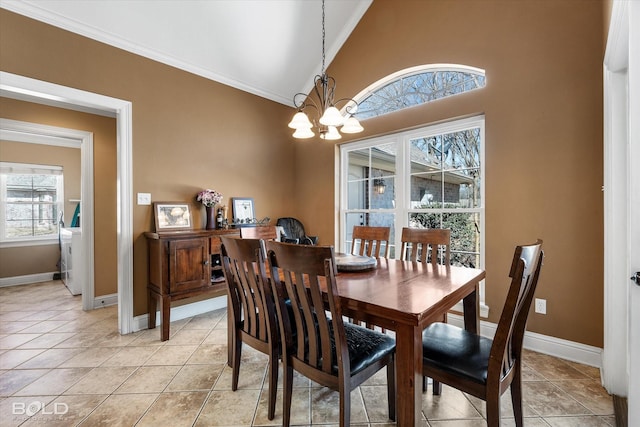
[{"x1": 0, "y1": 0, "x2": 372, "y2": 107}]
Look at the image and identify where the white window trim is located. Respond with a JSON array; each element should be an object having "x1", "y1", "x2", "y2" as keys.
[
  {"x1": 340, "y1": 115, "x2": 488, "y2": 317},
  {"x1": 0, "y1": 162, "x2": 64, "y2": 246},
  {"x1": 349, "y1": 64, "x2": 486, "y2": 119}
]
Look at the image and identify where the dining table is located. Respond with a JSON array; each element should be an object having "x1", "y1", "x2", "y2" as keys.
[{"x1": 333, "y1": 256, "x2": 486, "y2": 427}]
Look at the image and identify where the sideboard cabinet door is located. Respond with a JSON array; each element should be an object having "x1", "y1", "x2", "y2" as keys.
[{"x1": 169, "y1": 237, "x2": 210, "y2": 294}]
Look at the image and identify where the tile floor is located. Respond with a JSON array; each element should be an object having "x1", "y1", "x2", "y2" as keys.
[{"x1": 0, "y1": 281, "x2": 615, "y2": 426}]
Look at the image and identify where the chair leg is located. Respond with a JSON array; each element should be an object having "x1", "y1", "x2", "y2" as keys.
[
  {"x1": 485, "y1": 392, "x2": 501, "y2": 427},
  {"x1": 387, "y1": 359, "x2": 396, "y2": 421},
  {"x1": 510, "y1": 365, "x2": 524, "y2": 427},
  {"x1": 433, "y1": 379, "x2": 442, "y2": 395},
  {"x1": 267, "y1": 350, "x2": 278, "y2": 420},
  {"x1": 231, "y1": 331, "x2": 242, "y2": 391},
  {"x1": 282, "y1": 363, "x2": 293, "y2": 427},
  {"x1": 339, "y1": 382, "x2": 350, "y2": 427}
]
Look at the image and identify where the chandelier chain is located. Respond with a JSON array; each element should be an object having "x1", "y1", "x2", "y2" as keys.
[{"x1": 321, "y1": 0, "x2": 326, "y2": 75}]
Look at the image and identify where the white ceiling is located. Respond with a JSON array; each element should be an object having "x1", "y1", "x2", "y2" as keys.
[{"x1": 0, "y1": 0, "x2": 372, "y2": 107}]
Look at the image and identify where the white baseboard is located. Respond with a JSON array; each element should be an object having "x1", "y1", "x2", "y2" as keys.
[
  {"x1": 0, "y1": 272, "x2": 57, "y2": 287},
  {"x1": 93, "y1": 293, "x2": 117, "y2": 309},
  {"x1": 132, "y1": 295, "x2": 227, "y2": 333},
  {"x1": 448, "y1": 313, "x2": 603, "y2": 368}
]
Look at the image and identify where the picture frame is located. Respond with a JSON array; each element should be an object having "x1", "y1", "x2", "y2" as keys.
[
  {"x1": 231, "y1": 197, "x2": 255, "y2": 225},
  {"x1": 153, "y1": 202, "x2": 193, "y2": 231}
]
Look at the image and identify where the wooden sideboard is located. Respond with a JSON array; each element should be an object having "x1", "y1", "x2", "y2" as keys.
[{"x1": 145, "y1": 229, "x2": 239, "y2": 341}]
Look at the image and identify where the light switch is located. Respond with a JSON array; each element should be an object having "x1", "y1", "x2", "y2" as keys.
[{"x1": 137, "y1": 193, "x2": 151, "y2": 205}]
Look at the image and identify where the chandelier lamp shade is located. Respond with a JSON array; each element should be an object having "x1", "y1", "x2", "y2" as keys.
[{"x1": 288, "y1": 0, "x2": 364, "y2": 140}]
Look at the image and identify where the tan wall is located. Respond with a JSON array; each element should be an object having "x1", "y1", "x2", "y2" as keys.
[
  {"x1": 0, "y1": 97, "x2": 118, "y2": 297},
  {"x1": 294, "y1": 0, "x2": 605, "y2": 347},
  {"x1": 0, "y1": 137, "x2": 80, "y2": 277},
  {"x1": 0, "y1": 9, "x2": 297, "y2": 314},
  {"x1": 0, "y1": 1, "x2": 606, "y2": 348}
]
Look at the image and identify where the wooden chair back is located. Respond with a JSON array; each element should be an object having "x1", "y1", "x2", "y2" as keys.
[
  {"x1": 491, "y1": 240, "x2": 544, "y2": 384},
  {"x1": 220, "y1": 236, "x2": 279, "y2": 420},
  {"x1": 266, "y1": 242, "x2": 341, "y2": 377},
  {"x1": 239, "y1": 225, "x2": 278, "y2": 241},
  {"x1": 400, "y1": 227, "x2": 451, "y2": 265},
  {"x1": 351, "y1": 225, "x2": 390, "y2": 258}
]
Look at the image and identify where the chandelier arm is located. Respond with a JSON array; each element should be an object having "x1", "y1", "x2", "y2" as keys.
[
  {"x1": 333, "y1": 97, "x2": 360, "y2": 115},
  {"x1": 292, "y1": 92, "x2": 320, "y2": 113}
]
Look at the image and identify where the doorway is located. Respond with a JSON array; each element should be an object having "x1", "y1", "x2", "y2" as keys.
[
  {"x1": 0, "y1": 118, "x2": 94, "y2": 309},
  {"x1": 0, "y1": 71, "x2": 134, "y2": 335}
]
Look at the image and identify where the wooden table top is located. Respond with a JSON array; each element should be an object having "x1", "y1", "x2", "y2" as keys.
[{"x1": 335, "y1": 257, "x2": 485, "y2": 327}]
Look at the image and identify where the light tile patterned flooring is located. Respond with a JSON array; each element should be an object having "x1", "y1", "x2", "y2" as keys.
[{"x1": 0, "y1": 281, "x2": 615, "y2": 426}]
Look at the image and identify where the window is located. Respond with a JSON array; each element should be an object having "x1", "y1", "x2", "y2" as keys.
[
  {"x1": 0, "y1": 162, "x2": 64, "y2": 243},
  {"x1": 351, "y1": 64, "x2": 486, "y2": 120},
  {"x1": 340, "y1": 115, "x2": 486, "y2": 313}
]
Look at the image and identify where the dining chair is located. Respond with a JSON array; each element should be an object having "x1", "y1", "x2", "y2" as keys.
[
  {"x1": 421, "y1": 239, "x2": 544, "y2": 427},
  {"x1": 220, "y1": 236, "x2": 279, "y2": 420},
  {"x1": 239, "y1": 225, "x2": 279, "y2": 241},
  {"x1": 350, "y1": 225, "x2": 390, "y2": 258},
  {"x1": 264, "y1": 241, "x2": 396, "y2": 427},
  {"x1": 400, "y1": 227, "x2": 451, "y2": 265},
  {"x1": 401, "y1": 227, "x2": 452, "y2": 391},
  {"x1": 276, "y1": 217, "x2": 318, "y2": 245}
]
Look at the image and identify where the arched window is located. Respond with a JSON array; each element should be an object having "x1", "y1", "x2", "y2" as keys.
[{"x1": 352, "y1": 64, "x2": 486, "y2": 120}]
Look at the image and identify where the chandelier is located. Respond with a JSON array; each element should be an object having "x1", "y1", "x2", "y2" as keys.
[{"x1": 287, "y1": 0, "x2": 364, "y2": 140}]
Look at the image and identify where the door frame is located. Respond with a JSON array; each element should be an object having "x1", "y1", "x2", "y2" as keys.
[
  {"x1": 0, "y1": 118, "x2": 94, "y2": 310},
  {"x1": 0, "y1": 71, "x2": 134, "y2": 335},
  {"x1": 603, "y1": 1, "x2": 640, "y2": 420}
]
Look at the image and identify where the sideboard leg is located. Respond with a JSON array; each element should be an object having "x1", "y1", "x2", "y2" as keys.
[{"x1": 148, "y1": 289, "x2": 157, "y2": 329}]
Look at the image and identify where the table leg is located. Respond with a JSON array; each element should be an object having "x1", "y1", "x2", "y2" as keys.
[
  {"x1": 462, "y1": 284, "x2": 479, "y2": 333},
  {"x1": 394, "y1": 323, "x2": 422, "y2": 427}
]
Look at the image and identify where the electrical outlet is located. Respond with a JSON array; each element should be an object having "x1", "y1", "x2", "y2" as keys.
[{"x1": 535, "y1": 298, "x2": 546, "y2": 314}]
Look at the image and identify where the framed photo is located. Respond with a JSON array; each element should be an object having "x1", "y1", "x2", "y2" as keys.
[
  {"x1": 154, "y1": 202, "x2": 193, "y2": 231},
  {"x1": 231, "y1": 197, "x2": 255, "y2": 225}
]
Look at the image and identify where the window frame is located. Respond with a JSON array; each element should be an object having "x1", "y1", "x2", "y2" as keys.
[
  {"x1": 340, "y1": 115, "x2": 487, "y2": 316},
  {"x1": 0, "y1": 162, "x2": 65, "y2": 247},
  {"x1": 350, "y1": 64, "x2": 486, "y2": 120}
]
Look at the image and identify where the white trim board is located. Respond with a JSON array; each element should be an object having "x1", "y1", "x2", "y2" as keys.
[
  {"x1": 132, "y1": 296, "x2": 227, "y2": 333},
  {"x1": 93, "y1": 293, "x2": 118, "y2": 309},
  {"x1": 448, "y1": 313, "x2": 603, "y2": 369},
  {"x1": 0, "y1": 272, "x2": 57, "y2": 287}
]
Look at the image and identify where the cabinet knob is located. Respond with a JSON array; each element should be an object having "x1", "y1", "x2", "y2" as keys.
[{"x1": 203, "y1": 260, "x2": 210, "y2": 266}]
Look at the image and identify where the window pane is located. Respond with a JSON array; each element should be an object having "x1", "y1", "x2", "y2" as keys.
[
  {"x1": 2, "y1": 167, "x2": 63, "y2": 241},
  {"x1": 443, "y1": 212, "x2": 480, "y2": 268},
  {"x1": 443, "y1": 168, "x2": 481, "y2": 208},
  {"x1": 410, "y1": 172, "x2": 443, "y2": 207},
  {"x1": 355, "y1": 68, "x2": 486, "y2": 120},
  {"x1": 408, "y1": 212, "x2": 441, "y2": 229}
]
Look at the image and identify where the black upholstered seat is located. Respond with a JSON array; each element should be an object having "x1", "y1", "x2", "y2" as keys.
[{"x1": 422, "y1": 322, "x2": 492, "y2": 384}]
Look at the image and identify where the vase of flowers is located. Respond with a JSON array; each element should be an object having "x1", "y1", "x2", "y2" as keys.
[{"x1": 196, "y1": 189, "x2": 223, "y2": 229}]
